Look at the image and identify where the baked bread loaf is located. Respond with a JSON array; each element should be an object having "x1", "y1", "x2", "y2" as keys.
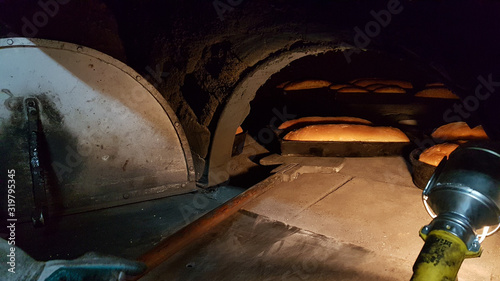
[
  {"x1": 337, "y1": 86, "x2": 369, "y2": 93},
  {"x1": 236, "y1": 126, "x2": 244, "y2": 135},
  {"x1": 283, "y1": 80, "x2": 332, "y2": 91},
  {"x1": 419, "y1": 143, "x2": 459, "y2": 166},
  {"x1": 365, "y1": 84, "x2": 385, "y2": 91},
  {"x1": 373, "y1": 86, "x2": 406, "y2": 94},
  {"x1": 415, "y1": 87, "x2": 460, "y2": 99},
  {"x1": 329, "y1": 84, "x2": 352, "y2": 90},
  {"x1": 431, "y1": 122, "x2": 489, "y2": 142},
  {"x1": 283, "y1": 124, "x2": 410, "y2": 142},
  {"x1": 278, "y1": 116, "x2": 372, "y2": 130},
  {"x1": 350, "y1": 78, "x2": 413, "y2": 89},
  {"x1": 425, "y1": 82, "x2": 445, "y2": 87},
  {"x1": 276, "y1": 81, "x2": 290, "y2": 89},
  {"x1": 398, "y1": 119, "x2": 418, "y2": 126}
]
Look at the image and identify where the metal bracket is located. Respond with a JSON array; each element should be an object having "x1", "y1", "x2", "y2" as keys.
[
  {"x1": 419, "y1": 214, "x2": 482, "y2": 257},
  {"x1": 39, "y1": 252, "x2": 146, "y2": 281},
  {"x1": 26, "y1": 98, "x2": 48, "y2": 227}
]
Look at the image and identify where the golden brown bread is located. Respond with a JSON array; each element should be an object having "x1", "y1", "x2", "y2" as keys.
[
  {"x1": 329, "y1": 84, "x2": 352, "y2": 90},
  {"x1": 425, "y1": 82, "x2": 445, "y2": 87},
  {"x1": 431, "y1": 122, "x2": 489, "y2": 142},
  {"x1": 415, "y1": 87, "x2": 460, "y2": 99},
  {"x1": 364, "y1": 84, "x2": 386, "y2": 91},
  {"x1": 236, "y1": 126, "x2": 244, "y2": 135},
  {"x1": 283, "y1": 124, "x2": 410, "y2": 142},
  {"x1": 278, "y1": 116, "x2": 372, "y2": 130},
  {"x1": 373, "y1": 86, "x2": 406, "y2": 94},
  {"x1": 419, "y1": 143, "x2": 459, "y2": 166},
  {"x1": 283, "y1": 80, "x2": 332, "y2": 91},
  {"x1": 276, "y1": 81, "x2": 290, "y2": 89},
  {"x1": 350, "y1": 78, "x2": 413, "y2": 89},
  {"x1": 336, "y1": 86, "x2": 369, "y2": 93}
]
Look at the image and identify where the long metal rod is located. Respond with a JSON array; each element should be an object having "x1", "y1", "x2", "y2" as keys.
[{"x1": 134, "y1": 171, "x2": 287, "y2": 280}]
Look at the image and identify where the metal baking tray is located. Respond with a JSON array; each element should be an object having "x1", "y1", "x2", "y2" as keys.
[
  {"x1": 281, "y1": 140, "x2": 411, "y2": 157},
  {"x1": 409, "y1": 148, "x2": 436, "y2": 190}
]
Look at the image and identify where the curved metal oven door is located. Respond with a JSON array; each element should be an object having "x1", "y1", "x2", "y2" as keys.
[{"x1": 0, "y1": 38, "x2": 196, "y2": 225}]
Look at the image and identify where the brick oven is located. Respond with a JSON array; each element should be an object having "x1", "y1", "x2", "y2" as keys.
[{"x1": 1, "y1": 1, "x2": 500, "y2": 280}]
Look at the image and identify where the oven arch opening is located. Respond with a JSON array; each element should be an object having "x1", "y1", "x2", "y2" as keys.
[{"x1": 204, "y1": 44, "x2": 455, "y2": 187}]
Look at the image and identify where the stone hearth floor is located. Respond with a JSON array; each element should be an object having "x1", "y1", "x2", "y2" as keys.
[{"x1": 142, "y1": 156, "x2": 500, "y2": 281}]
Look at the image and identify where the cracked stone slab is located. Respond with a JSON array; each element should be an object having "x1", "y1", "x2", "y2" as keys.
[
  {"x1": 243, "y1": 173, "x2": 352, "y2": 223},
  {"x1": 141, "y1": 210, "x2": 410, "y2": 281},
  {"x1": 337, "y1": 156, "x2": 414, "y2": 187},
  {"x1": 288, "y1": 177, "x2": 497, "y2": 280},
  {"x1": 289, "y1": 177, "x2": 427, "y2": 261},
  {"x1": 260, "y1": 153, "x2": 344, "y2": 168}
]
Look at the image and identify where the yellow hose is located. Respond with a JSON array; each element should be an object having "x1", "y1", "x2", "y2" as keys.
[{"x1": 411, "y1": 230, "x2": 467, "y2": 281}]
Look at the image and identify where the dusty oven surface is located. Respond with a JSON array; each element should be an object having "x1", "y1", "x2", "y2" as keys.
[{"x1": 140, "y1": 154, "x2": 500, "y2": 281}]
